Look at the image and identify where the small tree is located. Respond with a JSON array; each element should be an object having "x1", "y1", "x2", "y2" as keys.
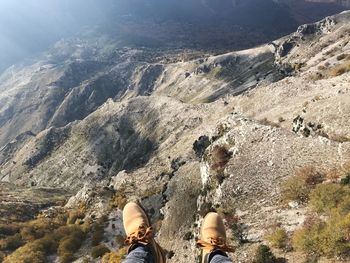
[{"x1": 252, "y1": 245, "x2": 277, "y2": 263}]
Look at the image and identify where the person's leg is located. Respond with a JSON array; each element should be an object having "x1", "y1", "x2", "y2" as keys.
[
  {"x1": 121, "y1": 202, "x2": 165, "y2": 263},
  {"x1": 209, "y1": 251, "x2": 233, "y2": 263},
  {"x1": 122, "y1": 245, "x2": 154, "y2": 263},
  {"x1": 197, "y1": 212, "x2": 235, "y2": 263}
]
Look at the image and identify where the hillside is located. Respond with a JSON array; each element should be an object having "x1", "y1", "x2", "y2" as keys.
[{"x1": 0, "y1": 10, "x2": 350, "y2": 263}]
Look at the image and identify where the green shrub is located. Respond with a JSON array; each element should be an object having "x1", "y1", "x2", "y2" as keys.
[
  {"x1": 102, "y1": 247, "x2": 128, "y2": 263},
  {"x1": 309, "y1": 184, "x2": 349, "y2": 213},
  {"x1": 281, "y1": 167, "x2": 325, "y2": 203},
  {"x1": 55, "y1": 225, "x2": 85, "y2": 263},
  {"x1": 0, "y1": 224, "x2": 20, "y2": 237},
  {"x1": 293, "y1": 212, "x2": 350, "y2": 257},
  {"x1": 265, "y1": 227, "x2": 288, "y2": 249},
  {"x1": 111, "y1": 189, "x2": 128, "y2": 210},
  {"x1": 3, "y1": 237, "x2": 52, "y2": 263},
  {"x1": 59, "y1": 252, "x2": 75, "y2": 263},
  {"x1": 91, "y1": 223, "x2": 105, "y2": 246},
  {"x1": 340, "y1": 174, "x2": 350, "y2": 186},
  {"x1": 57, "y1": 236, "x2": 82, "y2": 263},
  {"x1": 292, "y1": 216, "x2": 325, "y2": 255},
  {"x1": 91, "y1": 244, "x2": 110, "y2": 259},
  {"x1": 252, "y1": 245, "x2": 277, "y2": 263},
  {"x1": 0, "y1": 233, "x2": 24, "y2": 251}
]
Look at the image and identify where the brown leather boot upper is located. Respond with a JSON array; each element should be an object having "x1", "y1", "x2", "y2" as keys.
[
  {"x1": 123, "y1": 202, "x2": 166, "y2": 263},
  {"x1": 197, "y1": 212, "x2": 234, "y2": 263}
]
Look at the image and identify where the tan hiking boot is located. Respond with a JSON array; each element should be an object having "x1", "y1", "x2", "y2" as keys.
[
  {"x1": 123, "y1": 201, "x2": 166, "y2": 263},
  {"x1": 197, "y1": 212, "x2": 234, "y2": 263}
]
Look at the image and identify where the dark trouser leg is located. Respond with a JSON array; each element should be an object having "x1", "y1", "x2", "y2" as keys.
[
  {"x1": 209, "y1": 251, "x2": 233, "y2": 263},
  {"x1": 122, "y1": 245, "x2": 155, "y2": 263}
]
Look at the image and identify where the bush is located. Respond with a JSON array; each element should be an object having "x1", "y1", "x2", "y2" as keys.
[
  {"x1": 252, "y1": 245, "x2": 277, "y2": 263},
  {"x1": 102, "y1": 247, "x2": 128, "y2": 263},
  {"x1": 59, "y1": 252, "x2": 75, "y2": 263},
  {"x1": 67, "y1": 209, "x2": 85, "y2": 224},
  {"x1": 329, "y1": 134, "x2": 350, "y2": 143},
  {"x1": 258, "y1": 118, "x2": 280, "y2": 128},
  {"x1": 293, "y1": 211, "x2": 350, "y2": 257},
  {"x1": 309, "y1": 183, "x2": 349, "y2": 213},
  {"x1": 55, "y1": 225, "x2": 85, "y2": 263},
  {"x1": 112, "y1": 190, "x2": 128, "y2": 210},
  {"x1": 3, "y1": 236, "x2": 54, "y2": 263},
  {"x1": 0, "y1": 224, "x2": 20, "y2": 237},
  {"x1": 91, "y1": 244, "x2": 110, "y2": 259},
  {"x1": 281, "y1": 167, "x2": 325, "y2": 203},
  {"x1": 337, "y1": 54, "x2": 346, "y2": 61},
  {"x1": 0, "y1": 234, "x2": 24, "y2": 251},
  {"x1": 4, "y1": 245, "x2": 46, "y2": 263},
  {"x1": 209, "y1": 145, "x2": 232, "y2": 173},
  {"x1": 265, "y1": 227, "x2": 288, "y2": 249},
  {"x1": 57, "y1": 236, "x2": 82, "y2": 263},
  {"x1": 292, "y1": 216, "x2": 325, "y2": 255},
  {"x1": 340, "y1": 174, "x2": 350, "y2": 185},
  {"x1": 91, "y1": 223, "x2": 105, "y2": 246},
  {"x1": 329, "y1": 61, "x2": 350, "y2": 77}
]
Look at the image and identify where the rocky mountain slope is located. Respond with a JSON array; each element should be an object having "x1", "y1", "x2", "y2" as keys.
[{"x1": 1, "y1": 10, "x2": 350, "y2": 263}]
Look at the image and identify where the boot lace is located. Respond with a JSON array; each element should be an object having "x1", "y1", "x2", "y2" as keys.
[
  {"x1": 197, "y1": 237, "x2": 235, "y2": 253},
  {"x1": 125, "y1": 225, "x2": 153, "y2": 245}
]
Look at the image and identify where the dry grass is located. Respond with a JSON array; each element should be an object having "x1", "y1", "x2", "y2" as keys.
[
  {"x1": 258, "y1": 118, "x2": 280, "y2": 128},
  {"x1": 281, "y1": 166, "x2": 325, "y2": 203},
  {"x1": 209, "y1": 145, "x2": 233, "y2": 173},
  {"x1": 102, "y1": 247, "x2": 128, "y2": 263},
  {"x1": 312, "y1": 59, "x2": 350, "y2": 80},
  {"x1": 329, "y1": 60, "x2": 350, "y2": 77},
  {"x1": 329, "y1": 133, "x2": 350, "y2": 143}
]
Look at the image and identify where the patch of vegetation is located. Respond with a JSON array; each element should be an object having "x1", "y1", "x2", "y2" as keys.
[
  {"x1": 258, "y1": 118, "x2": 280, "y2": 128},
  {"x1": 208, "y1": 145, "x2": 232, "y2": 174},
  {"x1": 265, "y1": 227, "x2": 288, "y2": 249},
  {"x1": 328, "y1": 133, "x2": 350, "y2": 143},
  {"x1": 225, "y1": 214, "x2": 247, "y2": 244},
  {"x1": 281, "y1": 166, "x2": 325, "y2": 203},
  {"x1": 2, "y1": 210, "x2": 88, "y2": 263},
  {"x1": 91, "y1": 217, "x2": 107, "y2": 246},
  {"x1": 309, "y1": 183, "x2": 350, "y2": 213},
  {"x1": 252, "y1": 245, "x2": 278, "y2": 263},
  {"x1": 111, "y1": 187, "x2": 128, "y2": 210},
  {"x1": 0, "y1": 224, "x2": 20, "y2": 238},
  {"x1": 0, "y1": 234, "x2": 24, "y2": 251},
  {"x1": 91, "y1": 244, "x2": 110, "y2": 259},
  {"x1": 311, "y1": 59, "x2": 350, "y2": 80},
  {"x1": 340, "y1": 174, "x2": 350, "y2": 186},
  {"x1": 336, "y1": 53, "x2": 347, "y2": 61},
  {"x1": 67, "y1": 209, "x2": 85, "y2": 224},
  {"x1": 102, "y1": 247, "x2": 128, "y2": 263},
  {"x1": 329, "y1": 60, "x2": 350, "y2": 77},
  {"x1": 4, "y1": 234, "x2": 60, "y2": 263},
  {"x1": 293, "y1": 182, "x2": 350, "y2": 258},
  {"x1": 57, "y1": 226, "x2": 85, "y2": 263}
]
